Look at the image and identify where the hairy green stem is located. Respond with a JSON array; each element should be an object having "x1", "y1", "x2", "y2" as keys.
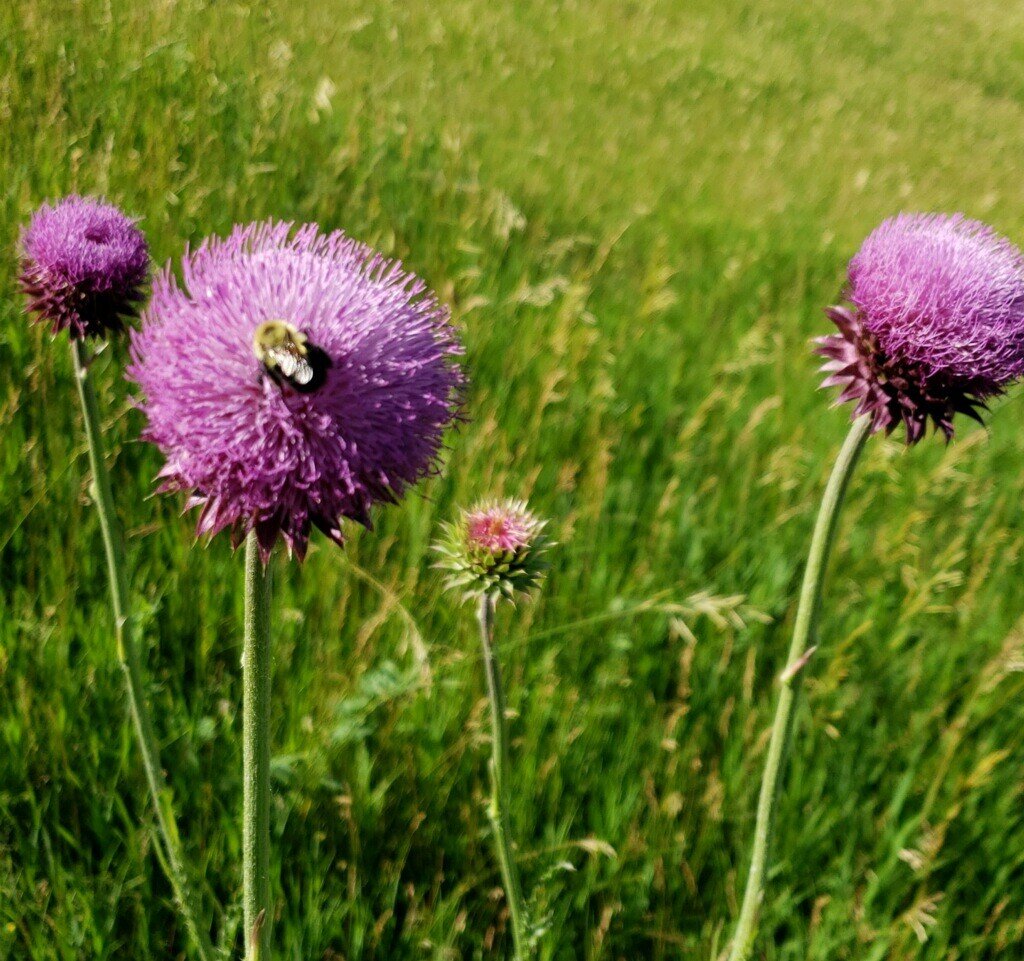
[
  {"x1": 477, "y1": 595, "x2": 529, "y2": 960},
  {"x1": 243, "y1": 533, "x2": 272, "y2": 960},
  {"x1": 71, "y1": 340, "x2": 215, "y2": 961},
  {"x1": 727, "y1": 415, "x2": 871, "y2": 961}
]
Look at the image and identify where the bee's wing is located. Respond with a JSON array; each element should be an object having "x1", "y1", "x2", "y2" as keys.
[{"x1": 270, "y1": 346, "x2": 315, "y2": 386}]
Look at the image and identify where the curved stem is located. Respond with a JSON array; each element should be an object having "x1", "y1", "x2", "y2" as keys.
[
  {"x1": 727, "y1": 415, "x2": 872, "y2": 961},
  {"x1": 243, "y1": 533, "x2": 272, "y2": 960},
  {"x1": 71, "y1": 340, "x2": 215, "y2": 961},
  {"x1": 477, "y1": 595, "x2": 529, "y2": 960}
]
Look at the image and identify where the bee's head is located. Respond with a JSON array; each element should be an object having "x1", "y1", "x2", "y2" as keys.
[{"x1": 253, "y1": 319, "x2": 308, "y2": 365}]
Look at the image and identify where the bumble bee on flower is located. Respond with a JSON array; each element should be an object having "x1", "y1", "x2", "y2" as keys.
[
  {"x1": 252, "y1": 319, "x2": 332, "y2": 394},
  {"x1": 129, "y1": 220, "x2": 464, "y2": 562},
  {"x1": 435, "y1": 499, "x2": 552, "y2": 603}
]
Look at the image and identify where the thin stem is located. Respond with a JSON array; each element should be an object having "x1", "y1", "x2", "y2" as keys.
[
  {"x1": 71, "y1": 340, "x2": 215, "y2": 961},
  {"x1": 477, "y1": 595, "x2": 529, "y2": 960},
  {"x1": 727, "y1": 415, "x2": 872, "y2": 961},
  {"x1": 243, "y1": 533, "x2": 272, "y2": 960}
]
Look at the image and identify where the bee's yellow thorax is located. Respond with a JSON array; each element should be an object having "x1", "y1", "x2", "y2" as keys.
[{"x1": 252, "y1": 319, "x2": 308, "y2": 363}]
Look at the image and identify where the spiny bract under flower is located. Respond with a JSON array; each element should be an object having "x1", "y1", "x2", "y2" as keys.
[
  {"x1": 129, "y1": 220, "x2": 464, "y2": 562},
  {"x1": 435, "y1": 499, "x2": 551, "y2": 602},
  {"x1": 19, "y1": 195, "x2": 149, "y2": 339},
  {"x1": 816, "y1": 213, "x2": 1024, "y2": 443}
]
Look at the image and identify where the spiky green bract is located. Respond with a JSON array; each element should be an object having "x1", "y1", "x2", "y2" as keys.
[{"x1": 435, "y1": 499, "x2": 552, "y2": 604}]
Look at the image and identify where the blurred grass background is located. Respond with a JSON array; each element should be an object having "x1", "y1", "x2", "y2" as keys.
[{"x1": 3, "y1": 0, "x2": 1024, "y2": 957}]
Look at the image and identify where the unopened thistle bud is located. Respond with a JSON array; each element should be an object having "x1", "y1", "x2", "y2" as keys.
[{"x1": 435, "y1": 499, "x2": 551, "y2": 603}]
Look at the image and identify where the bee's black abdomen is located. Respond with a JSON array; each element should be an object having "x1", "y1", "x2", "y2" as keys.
[{"x1": 292, "y1": 345, "x2": 332, "y2": 394}]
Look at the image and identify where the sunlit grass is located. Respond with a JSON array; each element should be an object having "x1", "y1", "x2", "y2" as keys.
[{"x1": 3, "y1": 0, "x2": 1024, "y2": 957}]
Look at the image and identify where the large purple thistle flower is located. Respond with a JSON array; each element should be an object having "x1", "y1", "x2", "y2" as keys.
[
  {"x1": 128, "y1": 221, "x2": 464, "y2": 562},
  {"x1": 19, "y1": 195, "x2": 149, "y2": 339},
  {"x1": 817, "y1": 213, "x2": 1024, "y2": 443}
]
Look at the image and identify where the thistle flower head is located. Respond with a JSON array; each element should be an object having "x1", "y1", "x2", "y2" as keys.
[
  {"x1": 816, "y1": 213, "x2": 1024, "y2": 443},
  {"x1": 128, "y1": 220, "x2": 464, "y2": 562},
  {"x1": 435, "y1": 499, "x2": 551, "y2": 602},
  {"x1": 19, "y1": 195, "x2": 149, "y2": 339}
]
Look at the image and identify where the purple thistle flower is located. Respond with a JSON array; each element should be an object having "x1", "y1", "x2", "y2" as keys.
[
  {"x1": 19, "y1": 195, "x2": 149, "y2": 339},
  {"x1": 128, "y1": 220, "x2": 464, "y2": 562},
  {"x1": 817, "y1": 213, "x2": 1024, "y2": 443}
]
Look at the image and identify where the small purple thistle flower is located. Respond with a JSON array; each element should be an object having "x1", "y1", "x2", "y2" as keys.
[
  {"x1": 19, "y1": 196, "x2": 149, "y2": 339},
  {"x1": 817, "y1": 213, "x2": 1024, "y2": 443},
  {"x1": 128, "y1": 220, "x2": 464, "y2": 562}
]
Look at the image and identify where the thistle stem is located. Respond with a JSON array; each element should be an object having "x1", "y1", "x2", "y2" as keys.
[
  {"x1": 727, "y1": 415, "x2": 872, "y2": 961},
  {"x1": 70, "y1": 340, "x2": 214, "y2": 961},
  {"x1": 477, "y1": 595, "x2": 529, "y2": 960},
  {"x1": 243, "y1": 533, "x2": 272, "y2": 960}
]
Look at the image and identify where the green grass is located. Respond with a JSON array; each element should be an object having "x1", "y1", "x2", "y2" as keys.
[{"x1": 4, "y1": 0, "x2": 1024, "y2": 957}]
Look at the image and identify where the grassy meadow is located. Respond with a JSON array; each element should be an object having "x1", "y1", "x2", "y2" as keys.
[{"x1": 5, "y1": 0, "x2": 1024, "y2": 957}]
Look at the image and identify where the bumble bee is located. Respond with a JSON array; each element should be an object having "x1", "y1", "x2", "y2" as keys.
[{"x1": 253, "y1": 319, "x2": 332, "y2": 393}]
